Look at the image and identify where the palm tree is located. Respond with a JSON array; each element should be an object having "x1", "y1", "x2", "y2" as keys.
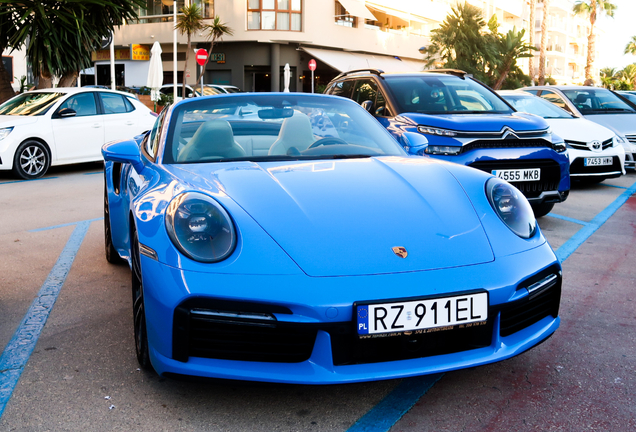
[
  {"x1": 538, "y1": 0, "x2": 550, "y2": 85},
  {"x1": 625, "y1": 36, "x2": 636, "y2": 55},
  {"x1": 619, "y1": 64, "x2": 636, "y2": 89},
  {"x1": 175, "y1": 4, "x2": 205, "y2": 97},
  {"x1": 528, "y1": 0, "x2": 536, "y2": 81},
  {"x1": 199, "y1": 16, "x2": 234, "y2": 82},
  {"x1": 492, "y1": 28, "x2": 536, "y2": 90},
  {"x1": 573, "y1": 0, "x2": 617, "y2": 84},
  {"x1": 599, "y1": 67, "x2": 618, "y2": 89}
]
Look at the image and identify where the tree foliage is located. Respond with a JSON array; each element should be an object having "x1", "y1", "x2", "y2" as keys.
[
  {"x1": 425, "y1": 2, "x2": 534, "y2": 89},
  {"x1": 573, "y1": 0, "x2": 617, "y2": 83},
  {"x1": 199, "y1": 16, "x2": 233, "y2": 81},
  {"x1": 625, "y1": 36, "x2": 636, "y2": 56},
  {"x1": 599, "y1": 65, "x2": 636, "y2": 90},
  {"x1": 175, "y1": 4, "x2": 205, "y2": 95},
  {"x1": 0, "y1": 0, "x2": 144, "y2": 101}
]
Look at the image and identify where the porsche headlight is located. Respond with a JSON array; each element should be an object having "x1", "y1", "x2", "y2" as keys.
[
  {"x1": 165, "y1": 192, "x2": 236, "y2": 262},
  {"x1": 486, "y1": 178, "x2": 536, "y2": 239},
  {"x1": 0, "y1": 127, "x2": 13, "y2": 141}
]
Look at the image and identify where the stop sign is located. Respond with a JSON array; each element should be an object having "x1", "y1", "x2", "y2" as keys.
[
  {"x1": 196, "y1": 49, "x2": 208, "y2": 66},
  {"x1": 308, "y1": 59, "x2": 317, "y2": 71}
]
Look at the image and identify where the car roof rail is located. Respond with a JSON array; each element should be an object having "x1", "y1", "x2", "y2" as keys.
[
  {"x1": 422, "y1": 69, "x2": 470, "y2": 78},
  {"x1": 333, "y1": 68, "x2": 385, "y2": 80}
]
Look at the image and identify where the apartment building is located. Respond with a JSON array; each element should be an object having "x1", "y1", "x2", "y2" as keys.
[{"x1": 532, "y1": 0, "x2": 599, "y2": 85}]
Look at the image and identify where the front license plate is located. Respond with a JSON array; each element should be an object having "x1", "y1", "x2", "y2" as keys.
[
  {"x1": 584, "y1": 157, "x2": 613, "y2": 166},
  {"x1": 356, "y1": 292, "x2": 488, "y2": 338},
  {"x1": 491, "y1": 168, "x2": 541, "y2": 182}
]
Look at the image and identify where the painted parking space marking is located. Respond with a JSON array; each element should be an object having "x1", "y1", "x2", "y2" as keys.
[
  {"x1": 546, "y1": 213, "x2": 587, "y2": 225},
  {"x1": 0, "y1": 177, "x2": 58, "y2": 185},
  {"x1": 29, "y1": 217, "x2": 103, "y2": 233},
  {"x1": 0, "y1": 219, "x2": 93, "y2": 418},
  {"x1": 347, "y1": 178, "x2": 636, "y2": 432}
]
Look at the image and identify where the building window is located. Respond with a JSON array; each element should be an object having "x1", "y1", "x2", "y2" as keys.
[
  {"x1": 248, "y1": 0, "x2": 302, "y2": 31},
  {"x1": 335, "y1": 2, "x2": 357, "y2": 27}
]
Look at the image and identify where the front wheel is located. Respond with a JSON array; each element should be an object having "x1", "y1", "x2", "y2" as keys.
[
  {"x1": 13, "y1": 140, "x2": 50, "y2": 180},
  {"x1": 131, "y1": 228, "x2": 153, "y2": 370},
  {"x1": 531, "y1": 202, "x2": 555, "y2": 218}
]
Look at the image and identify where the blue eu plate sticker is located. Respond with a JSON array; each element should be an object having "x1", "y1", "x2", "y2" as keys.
[{"x1": 357, "y1": 305, "x2": 369, "y2": 334}]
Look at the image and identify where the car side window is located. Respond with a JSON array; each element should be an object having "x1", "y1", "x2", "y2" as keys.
[
  {"x1": 539, "y1": 91, "x2": 573, "y2": 114},
  {"x1": 145, "y1": 109, "x2": 165, "y2": 158},
  {"x1": 100, "y1": 93, "x2": 132, "y2": 114},
  {"x1": 375, "y1": 90, "x2": 392, "y2": 117},
  {"x1": 58, "y1": 93, "x2": 97, "y2": 117},
  {"x1": 329, "y1": 80, "x2": 355, "y2": 98}
]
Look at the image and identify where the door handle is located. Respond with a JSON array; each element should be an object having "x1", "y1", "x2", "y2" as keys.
[
  {"x1": 125, "y1": 121, "x2": 134, "y2": 125},
  {"x1": 92, "y1": 123, "x2": 101, "y2": 128}
]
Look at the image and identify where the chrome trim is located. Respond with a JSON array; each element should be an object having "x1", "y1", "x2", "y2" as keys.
[
  {"x1": 139, "y1": 243, "x2": 158, "y2": 261},
  {"x1": 526, "y1": 274, "x2": 558, "y2": 299},
  {"x1": 526, "y1": 191, "x2": 563, "y2": 203},
  {"x1": 570, "y1": 171, "x2": 622, "y2": 177},
  {"x1": 191, "y1": 309, "x2": 277, "y2": 327}
]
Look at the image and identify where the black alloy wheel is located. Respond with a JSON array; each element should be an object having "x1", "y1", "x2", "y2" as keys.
[
  {"x1": 104, "y1": 182, "x2": 125, "y2": 264},
  {"x1": 13, "y1": 140, "x2": 50, "y2": 180},
  {"x1": 131, "y1": 228, "x2": 152, "y2": 370},
  {"x1": 531, "y1": 202, "x2": 555, "y2": 218}
]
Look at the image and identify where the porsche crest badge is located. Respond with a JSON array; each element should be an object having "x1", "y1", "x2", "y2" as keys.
[{"x1": 392, "y1": 246, "x2": 408, "y2": 258}]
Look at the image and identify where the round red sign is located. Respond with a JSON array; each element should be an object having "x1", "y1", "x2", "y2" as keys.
[
  {"x1": 308, "y1": 59, "x2": 317, "y2": 71},
  {"x1": 196, "y1": 49, "x2": 208, "y2": 66}
]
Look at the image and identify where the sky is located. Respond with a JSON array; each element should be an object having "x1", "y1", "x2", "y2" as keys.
[{"x1": 596, "y1": 0, "x2": 636, "y2": 70}]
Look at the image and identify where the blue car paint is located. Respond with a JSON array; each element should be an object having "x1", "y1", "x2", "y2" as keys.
[{"x1": 102, "y1": 94, "x2": 561, "y2": 384}]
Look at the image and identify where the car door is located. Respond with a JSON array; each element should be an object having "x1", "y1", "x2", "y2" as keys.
[
  {"x1": 98, "y1": 92, "x2": 141, "y2": 143},
  {"x1": 51, "y1": 92, "x2": 104, "y2": 162}
]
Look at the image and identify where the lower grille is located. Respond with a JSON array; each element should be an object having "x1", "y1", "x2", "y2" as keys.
[
  {"x1": 570, "y1": 156, "x2": 622, "y2": 175},
  {"x1": 329, "y1": 322, "x2": 492, "y2": 366},
  {"x1": 469, "y1": 159, "x2": 562, "y2": 199},
  {"x1": 500, "y1": 267, "x2": 561, "y2": 337},
  {"x1": 173, "y1": 298, "x2": 316, "y2": 363}
]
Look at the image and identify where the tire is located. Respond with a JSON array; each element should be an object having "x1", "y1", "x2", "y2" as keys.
[
  {"x1": 531, "y1": 202, "x2": 555, "y2": 218},
  {"x1": 13, "y1": 140, "x2": 50, "y2": 180},
  {"x1": 104, "y1": 183, "x2": 125, "y2": 264},
  {"x1": 131, "y1": 228, "x2": 153, "y2": 370}
]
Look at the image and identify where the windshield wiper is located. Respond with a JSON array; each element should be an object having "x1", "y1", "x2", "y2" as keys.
[{"x1": 325, "y1": 154, "x2": 373, "y2": 160}]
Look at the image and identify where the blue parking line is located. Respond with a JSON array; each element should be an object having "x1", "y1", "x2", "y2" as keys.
[
  {"x1": 0, "y1": 177, "x2": 58, "y2": 185},
  {"x1": 83, "y1": 171, "x2": 103, "y2": 175},
  {"x1": 546, "y1": 213, "x2": 588, "y2": 226},
  {"x1": 29, "y1": 217, "x2": 103, "y2": 233},
  {"x1": 347, "y1": 179, "x2": 636, "y2": 432},
  {"x1": 0, "y1": 220, "x2": 91, "y2": 418},
  {"x1": 601, "y1": 183, "x2": 627, "y2": 189}
]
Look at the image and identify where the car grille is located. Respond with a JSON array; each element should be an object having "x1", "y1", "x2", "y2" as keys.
[
  {"x1": 469, "y1": 159, "x2": 562, "y2": 199},
  {"x1": 462, "y1": 139, "x2": 552, "y2": 153},
  {"x1": 172, "y1": 299, "x2": 316, "y2": 363},
  {"x1": 570, "y1": 156, "x2": 622, "y2": 175},
  {"x1": 626, "y1": 134, "x2": 636, "y2": 145},
  {"x1": 565, "y1": 138, "x2": 613, "y2": 151},
  {"x1": 499, "y1": 266, "x2": 561, "y2": 337}
]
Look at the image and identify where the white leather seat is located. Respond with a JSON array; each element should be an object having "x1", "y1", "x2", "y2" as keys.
[
  {"x1": 268, "y1": 112, "x2": 315, "y2": 156},
  {"x1": 177, "y1": 120, "x2": 246, "y2": 162}
]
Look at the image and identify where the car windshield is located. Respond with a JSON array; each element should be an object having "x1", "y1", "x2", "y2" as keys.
[
  {"x1": 501, "y1": 94, "x2": 573, "y2": 119},
  {"x1": 562, "y1": 88, "x2": 636, "y2": 114},
  {"x1": 163, "y1": 94, "x2": 405, "y2": 164},
  {"x1": 618, "y1": 92, "x2": 636, "y2": 105},
  {"x1": 193, "y1": 85, "x2": 223, "y2": 96},
  {"x1": 384, "y1": 75, "x2": 513, "y2": 114},
  {"x1": 0, "y1": 92, "x2": 65, "y2": 116}
]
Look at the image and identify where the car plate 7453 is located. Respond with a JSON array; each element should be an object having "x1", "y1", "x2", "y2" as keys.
[
  {"x1": 356, "y1": 292, "x2": 488, "y2": 338},
  {"x1": 491, "y1": 168, "x2": 541, "y2": 182},
  {"x1": 584, "y1": 157, "x2": 613, "y2": 166}
]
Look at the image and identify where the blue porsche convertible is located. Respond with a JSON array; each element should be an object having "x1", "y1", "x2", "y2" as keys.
[{"x1": 102, "y1": 93, "x2": 561, "y2": 384}]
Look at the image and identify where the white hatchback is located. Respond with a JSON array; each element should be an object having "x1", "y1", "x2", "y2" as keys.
[
  {"x1": 0, "y1": 87, "x2": 157, "y2": 179},
  {"x1": 500, "y1": 90, "x2": 625, "y2": 182}
]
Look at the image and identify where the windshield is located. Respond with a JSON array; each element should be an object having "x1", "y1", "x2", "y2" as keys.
[
  {"x1": 501, "y1": 94, "x2": 573, "y2": 119},
  {"x1": 0, "y1": 92, "x2": 65, "y2": 116},
  {"x1": 163, "y1": 94, "x2": 404, "y2": 164},
  {"x1": 618, "y1": 92, "x2": 636, "y2": 105},
  {"x1": 562, "y1": 88, "x2": 636, "y2": 114},
  {"x1": 384, "y1": 75, "x2": 513, "y2": 114},
  {"x1": 193, "y1": 85, "x2": 223, "y2": 96}
]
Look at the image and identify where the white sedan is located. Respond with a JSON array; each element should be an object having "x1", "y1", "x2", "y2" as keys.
[
  {"x1": 500, "y1": 90, "x2": 625, "y2": 182},
  {"x1": 0, "y1": 87, "x2": 157, "y2": 179}
]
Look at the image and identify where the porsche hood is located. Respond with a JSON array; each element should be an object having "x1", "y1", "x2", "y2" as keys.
[{"x1": 179, "y1": 157, "x2": 494, "y2": 277}]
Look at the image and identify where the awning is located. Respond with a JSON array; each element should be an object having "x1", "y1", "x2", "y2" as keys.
[
  {"x1": 364, "y1": 3, "x2": 428, "y2": 23},
  {"x1": 301, "y1": 47, "x2": 426, "y2": 73},
  {"x1": 337, "y1": 0, "x2": 377, "y2": 21}
]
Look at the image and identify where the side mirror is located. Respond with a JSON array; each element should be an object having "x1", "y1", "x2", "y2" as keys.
[
  {"x1": 57, "y1": 108, "x2": 77, "y2": 118},
  {"x1": 102, "y1": 139, "x2": 144, "y2": 173},
  {"x1": 360, "y1": 100, "x2": 373, "y2": 113},
  {"x1": 400, "y1": 132, "x2": 429, "y2": 154}
]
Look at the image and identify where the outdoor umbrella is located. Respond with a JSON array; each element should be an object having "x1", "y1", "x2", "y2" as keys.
[
  {"x1": 147, "y1": 41, "x2": 163, "y2": 110},
  {"x1": 283, "y1": 63, "x2": 290, "y2": 92}
]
